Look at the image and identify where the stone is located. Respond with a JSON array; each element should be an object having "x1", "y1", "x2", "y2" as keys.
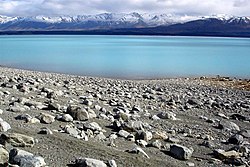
[
  {"x1": 118, "y1": 130, "x2": 130, "y2": 138},
  {"x1": 67, "y1": 105, "x2": 89, "y2": 121},
  {"x1": 170, "y1": 144, "x2": 193, "y2": 160},
  {"x1": 9, "y1": 148, "x2": 46, "y2": 167},
  {"x1": 213, "y1": 149, "x2": 240, "y2": 160},
  {"x1": 9, "y1": 106, "x2": 26, "y2": 112},
  {"x1": 108, "y1": 160, "x2": 117, "y2": 167},
  {"x1": 0, "y1": 147, "x2": 9, "y2": 165},
  {"x1": 168, "y1": 137, "x2": 180, "y2": 144},
  {"x1": 95, "y1": 132, "x2": 106, "y2": 140},
  {"x1": 187, "y1": 162, "x2": 195, "y2": 167},
  {"x1": 15, "y1": 114, "x2": 32, "y2": 123},
  {"x1": 129, "y1": 146, "x2": 150, "y2": 159},
  {"x1": 36, "y1": 113, "x2": 55, "y2": 124},
  {"x1": 0, "y1": 109, "x2": 3, "y2": 114},
  {"x1": 47, "y1": 102, "x2": 60, "y2": 111},
  {"x1": 0, "y1": 133, "x2": 35, "y2": 147},
  {"x1": 65, "y1": 127, "x2": 79, "y2": 137},
  {"x1": 61, "y1": 114, "x2": 74, "y2": 122},
  {"x1": 152, "y1": 131, "x2": 168, "y2": 140},
  {"x1": 136, "y1": 130, "x2": 153, "y2": 142},
  {"x1": 87, "y1": 109, "x2": 97, "y2": 119},
  {"x1": 218, "y1": 120, "x2": 240, "y2": 131},
  {"x1": 75, "y1": 157, "x2": 107, "y2": 167},
  {"x1": 82, "y1": 99, "x2": 93, "y2": 106},
  {"x1": 228, "y1": 134, "x2": 244, "y2": 144},
  {"x1": 239, "y1": 129, "x2": 250, "y2": 138},
  {"x1": 157, "y1": 111, "x2": 177, "y2": 120},
  {"x1": 28, "y1": 118, "x2": 40, "y2": 124},
  {"x1": 151, "y1": 115, "x2": 160, "y2": 120},
  {"x1": 136, "y1": 140, "x2": 148, "y2": 147},
  {"x1": 0, "y1": 120, "x2": 11, "y2": 132},
  {"x1": 151, "y1": 140, "x2": 162, "y2": 149},
  {"x1": 38, "y1": 127, "x2": 53, "y2": 135},
  {"x1": 84, "y1": 122, "x2": 102, "y2": 131}
]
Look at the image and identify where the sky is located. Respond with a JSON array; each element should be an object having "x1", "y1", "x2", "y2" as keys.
[{"x1": 0, "y1": 0, "x2": 250, "y2": 16}]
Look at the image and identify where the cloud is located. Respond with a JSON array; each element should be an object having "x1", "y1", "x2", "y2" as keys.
[{"x1": 0, "y1": 0, "x2": 250, "y2": 16}]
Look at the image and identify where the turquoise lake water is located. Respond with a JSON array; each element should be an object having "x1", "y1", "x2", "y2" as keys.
[{"x1": 0, "y1": 35, "x2": 250, "y2": 78}]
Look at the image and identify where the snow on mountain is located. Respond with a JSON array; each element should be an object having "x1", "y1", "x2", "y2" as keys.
[{"x1": 0, "y1": 13, "x2": 249, "y2": 31}]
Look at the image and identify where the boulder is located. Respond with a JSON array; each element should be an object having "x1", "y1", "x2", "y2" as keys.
[
  {"x1": 9, "y1": 148, "x2": 46, "y2": 167},
  {"x1": 36, "y1": 113, "x2": 55, "y2": 124},
  {"x1": 75, "y1": 158, "x2": 107, "y2": 167},
  {"x1": 67, "y1": 105, "x2": 89, "y2": 121},
  {"x1": 170, "y1": 144, "x2": 193, "y2": 160},
  {"x1": 0, "y1": 133, "x2": 35, "y2": 147}
]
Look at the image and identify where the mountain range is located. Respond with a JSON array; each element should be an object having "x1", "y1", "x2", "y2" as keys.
[{"x1": 0, "y1": 13, "x2": 250, "y2": 37}]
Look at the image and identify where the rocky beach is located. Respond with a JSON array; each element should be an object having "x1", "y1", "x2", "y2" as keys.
[{"x1": 0, "y1": 66, "x2": 249, "y2": 167}]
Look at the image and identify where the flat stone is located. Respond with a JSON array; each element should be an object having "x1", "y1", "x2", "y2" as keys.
[
  {"x1": 75, "y1": 157, "x2": 107, "y2": 167},
  {"x1": 213, "y1": 149, "x2": 240, "y2": 160},
  {"x1": 170, "y1": 144, "x2": 193, "y2": 160},
  {"x1": 0, "y1": 133, "x2": 35, "y2": 147}
]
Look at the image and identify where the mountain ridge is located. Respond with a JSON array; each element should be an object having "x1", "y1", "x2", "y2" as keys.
[{"x1": 0, "y1": 13, "x2": 250, "y2": 37}]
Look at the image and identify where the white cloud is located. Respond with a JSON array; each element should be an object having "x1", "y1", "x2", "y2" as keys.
[{"x1": 0, "y1": 0, "x2": 250, "y2": 16}]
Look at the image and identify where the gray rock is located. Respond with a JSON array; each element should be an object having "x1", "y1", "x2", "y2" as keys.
[
  {"x1": 84, "y1": 122, "x2": 102, "y2": 131},
  {"x1": 170, "y1": 144, "x2": 193, "y2": 160},
  {"x1": 136, "y1": 139, "x2": 148, "y2": 147},
  {"x1": 118, "y1": 130, "x2": 130, "y2": 138},
  {"x1": 9, "y1": 148, "x2": 46, "y2": 167},
  {"x1": 9, "y1": 106, "x2": 26, "y2": 112},
  {"x1": 61, "y1": 114, "x2": 74, "y2": 122},
  {"x1": 157, "y1": 111, "x2": 177, "y2": 120},
  {"x1": 0, "y1": 109, "x2": 3, "y2": 114},
  {"x1": 15, "y1": 114, "x2": 32, "y2": 123},
  {"x1": 218, "y1": 120, "x2": 240, "y2": 131},
  {"x1": 228, "y1": 134, "x2": 244, "y2": 144},
  {"x1": 108, "y1": 160, "x2": 117, "y2": 167},
  {"x1": 0, "y1": 133, "x2": 35, "y2": 147},
  {"x1": 151, "y1": 140, "x2": 162, "y2": 149},
  {"x1": 95, "y1": 132, "x2": 106, "y2": 140},
  {"x1": 65, "y1": 127, "x2": 79, "y2": 137},
  {"x1": 0, "y1": 147, "x2": 9, "y2": 165},
  {"x1": 75, "y1": 157, "x2": 107, "y2": 167},
  {"x1": 67, "y1": 105, "x2": 89, "y2": 121},
  {"x1": 239, "y1": 129, "x2": 250, "y2": 138},
  {"x1": 0, "y1": 120, "x2": 11, "y2": 132},
  {"x1": 36, "y1": 113, "x2": 55, "y2": 124},
  {"x1": 38, "y1": 127, "x2": 53, "y2": 135}
]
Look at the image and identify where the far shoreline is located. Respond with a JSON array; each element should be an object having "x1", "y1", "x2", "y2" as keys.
[{"x1": 0, "y1": 31, "x2": 250, "y2": 39}]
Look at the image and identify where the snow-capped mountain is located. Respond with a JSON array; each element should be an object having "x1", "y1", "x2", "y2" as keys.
[
  {"x1": 0, "y1": 13, "x2": 250, "y2": 37},
  {"x1": 0, "y1": 12, "x2": 203, "y2": 30}
]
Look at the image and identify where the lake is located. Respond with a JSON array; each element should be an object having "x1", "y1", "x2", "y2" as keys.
[{"x1": 0, "y1": 35, "x2": 249, "y2": 78}]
